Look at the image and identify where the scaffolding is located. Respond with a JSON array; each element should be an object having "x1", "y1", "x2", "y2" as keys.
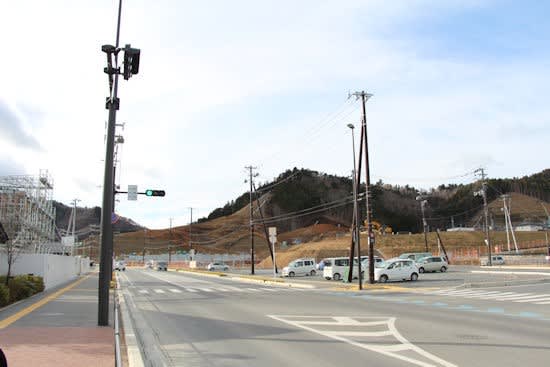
[{"x1": 0, "y1": 170, "x2": 56, "y2": 252}]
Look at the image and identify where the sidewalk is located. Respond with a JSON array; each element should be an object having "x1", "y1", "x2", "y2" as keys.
[{"x1": 0, "y1": 273, "x2": 114, "y2": 367}]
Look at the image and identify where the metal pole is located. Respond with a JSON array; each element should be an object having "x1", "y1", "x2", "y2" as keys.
[
  {"x1": 98, "y1": 0, "x2": 123, "y2": 327},
  {"x1": 482, "y1": 182, "x2": 492, "y2": 266},
  {"x1": 421, "y1": 200, "x2": 428, "y2": 252},
  {"x1": 348, "y1": 125, "x2": 362, "y2": 289},
  {"x1": 247, "y1": 167, "x2": 255, "y2": 275},
  {"x1": 272, "y1": 239, "x2": 276, "y2": 278},
  {"x1": 189, "y1": 207, "x2": 193, "y2": 250}
]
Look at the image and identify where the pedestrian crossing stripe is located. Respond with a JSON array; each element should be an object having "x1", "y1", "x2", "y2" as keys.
[
  {"x1": 134, "y1": 286, "x2": 295, "y2": 295},
  {"x1": 430, "y1": 289, "x2": 550, "y2": 304}
]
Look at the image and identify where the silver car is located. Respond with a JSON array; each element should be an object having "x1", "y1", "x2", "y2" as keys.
[{"x1": 416, "y1": 256, "x2": 448, "y2": 273}]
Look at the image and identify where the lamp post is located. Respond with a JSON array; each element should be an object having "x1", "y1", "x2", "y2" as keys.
[
  {"x1": 347, "y1": 123, "x2": 362, "y2": 290},
  {"x1": 416, "y1": 196, "x2": 428, "y2": 252}
]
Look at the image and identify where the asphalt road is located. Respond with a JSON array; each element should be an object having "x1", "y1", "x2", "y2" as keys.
[{"x1": 119, "y1": 268, "x2": 550, "y2": 367}]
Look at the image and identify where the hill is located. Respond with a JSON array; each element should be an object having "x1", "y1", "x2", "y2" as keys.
[{"x1": 54, "y1": 201, "x2": 143, "y2": 242}]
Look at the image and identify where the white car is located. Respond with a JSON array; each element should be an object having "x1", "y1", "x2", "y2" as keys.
[
  {"x1": 374, "y1": 259, "x2": 419, "y2": 283},
  {"x1": 282, "y1": 258, "x2": 316, "y2": 277},
  {"x1": 114, "y1": 261, "x2": 126, "y2": 271},
  {"x1": 207, "y1": 262, "x2": 229, "y2": 271}
]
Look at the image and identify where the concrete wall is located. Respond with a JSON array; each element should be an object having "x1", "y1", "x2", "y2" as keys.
[{"x1": 0, "y1": 253, "x2": 91, "y2": 289}]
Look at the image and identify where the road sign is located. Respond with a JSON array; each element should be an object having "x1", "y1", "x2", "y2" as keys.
[
  {"x1": 268, "y1": 227, "x2": 277, "y2": 243},
  {"x1": 128, "y1": 185, "x2": 138, "y2": 201}
]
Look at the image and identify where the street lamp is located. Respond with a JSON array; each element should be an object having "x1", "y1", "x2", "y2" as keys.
[
  {"x1": 416, "y1": 195, "x2": 428, "y2": 252},
  {"x1": 347, "y1": 123, "x2": 362, "y2": 290}
]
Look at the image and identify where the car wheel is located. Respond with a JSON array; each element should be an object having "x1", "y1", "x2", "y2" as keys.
[
  {"x1": 418, "y1": 267, "x2": 425, "y2": 273},
  {"x1": 288, "y1": 271, "x2": 295, "y2": 277},
  {"x1": 411, "y1": 273, "x2": 418, "y2": 281},
  {"x1": 379, "y1": 274, "x2": 388, "y2": 283},
  {"x1": 333, "y1": 273, "x2": 341, "y2": 281},
  {"x1": 325, "y1": 277, "x2": 331, "y2": 280},
  {"x1": 310, "y1": 270, "x2": 316, "y2": 276},
  {"x1": 440, "y1": 266, "x2": 447, "y2": 272}
]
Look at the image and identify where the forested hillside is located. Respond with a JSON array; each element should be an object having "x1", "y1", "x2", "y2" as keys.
[{"x1": 200, "y1": 168, "x2": 550, "y2": 233}]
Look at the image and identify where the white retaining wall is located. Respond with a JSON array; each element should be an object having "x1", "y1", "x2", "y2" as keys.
[{"x1": 0, "y1": 254, "x2": 92, "y2": 289}]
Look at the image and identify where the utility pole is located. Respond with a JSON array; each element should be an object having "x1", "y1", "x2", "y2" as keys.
[
  {"x1": 188, "y1": 207, "x2": 193, "y2": 250},
  {"x1": 416, "y1": 196, "x2": 428, "y2": 252},
  {"x1": 245, "y1": 166, "x2": 258, "y2": 275},
  {"x1": 169, "y1": 217, "x2": 173, "y2": 263},
  {"x1": 501, "y1": 195, "x2": 519, "y2": 253},
  {"x1": 475, "y1": 168, "x2": 492, "y2": 266},
  {"x1": 68, "y1": 198, "x2": 80, "y2": 256},
  {"x1": 351, "y1": 91, "x2": 375, "y2": 284},
  {"x1": 347, "y1": 124, "x2": 362, "y2": 289}
]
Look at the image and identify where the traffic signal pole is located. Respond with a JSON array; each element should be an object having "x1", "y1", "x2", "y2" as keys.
[{"x1": 98, "y1": 0, "x2": 123, "y2": 327}]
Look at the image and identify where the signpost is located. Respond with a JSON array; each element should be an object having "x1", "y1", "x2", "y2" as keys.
[
  {"x1": 127, "y1": 185, "x2": 137, "y2": 201},
  {"x1": 269, "y1": 227, "x2": 277, "y2": 278}
]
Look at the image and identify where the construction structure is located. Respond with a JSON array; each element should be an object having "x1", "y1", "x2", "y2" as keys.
[{"x1": 0, "y1": 170, "x2": 57, "y2": 252}]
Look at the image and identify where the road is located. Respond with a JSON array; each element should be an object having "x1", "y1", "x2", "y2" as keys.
[{"x1": 119, "y1": 268, "x2": 550, "y2": 367}]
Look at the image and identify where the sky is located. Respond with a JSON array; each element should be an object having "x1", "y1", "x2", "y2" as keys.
[{"x1": 0, "y1": 0, "x2": 549, "y2": 229}]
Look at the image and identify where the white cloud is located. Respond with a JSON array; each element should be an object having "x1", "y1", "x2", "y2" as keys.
[{"x1": 0, "y1": 1, "x2": 547, "y2": 228}]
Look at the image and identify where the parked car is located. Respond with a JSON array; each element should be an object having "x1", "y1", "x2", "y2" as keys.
[
  {"x1": 156, "y1": 261, "x2": 168, "y2": 271},
  {"x1": 416, "y1": 256, "x2": 448, "y2": 273},
  {"x1": 206, "y1": 262, "x2": 229, "y2": 271},
  {"x1": 397, "y1": 252, "x2": 432, "y2": 262},
  {"x1": 282, "y1": 258, "x2": 316, "y2": 277},
  {"x1": 145, "y1": 260, "x2": 154, "y2": 269},
  {"x1": 481, "y1": 255, "x2": 505, "y2": 266},
  {"x1": 114, "y1": 261, "x2": 126, "y2": 271},
  {"x1": 323, "y1": 256, "x2": 384, "y2": 281},
  {"x1": 374, "y1": 259, "x2": 419, "y2": 283}
]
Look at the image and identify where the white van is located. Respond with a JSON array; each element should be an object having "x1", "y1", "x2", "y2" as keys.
[
  {"x1": 282, "y1": 258, "x2": 316, "y2": 277},
  {"x1": 324, "y1": 256, "x2": 384, "y2": 281}
]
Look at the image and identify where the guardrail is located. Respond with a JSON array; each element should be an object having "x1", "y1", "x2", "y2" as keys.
[{"x1": 114, "y1": 276, "x2": 122, "y2": 367}]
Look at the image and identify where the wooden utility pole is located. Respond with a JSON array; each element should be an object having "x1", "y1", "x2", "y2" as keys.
[{"x1": 245, "y1": 166, "x2": 258, "y2": 274}]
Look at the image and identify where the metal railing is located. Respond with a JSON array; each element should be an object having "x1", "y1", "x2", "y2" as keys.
[{"x1": 114, "y1": 274, "x2": 123, "y2": 367}]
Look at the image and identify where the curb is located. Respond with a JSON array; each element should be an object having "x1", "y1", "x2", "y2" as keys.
[{"x1": 117, "y1": 274, "x2": 144, "y2": 367}]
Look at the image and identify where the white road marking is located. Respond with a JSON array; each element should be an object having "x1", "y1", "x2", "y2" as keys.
[
  {"x1": 183, "y1": 288, "x2": 198, "y2": 293},
  {"x1": 169, "y1": 288, "x2": 182, "y2": 293},
  {"x1": 514, "y1": 296, "x2": 550, "y2": 303},
  {"x1": 138, "y1": 290, "x2": 149, "y2": 294},
  {"x1": 154, "y1": 289, "x2": 165, "y2": 294},
  {"x1": 269, "y1": 315, "x2": 457, "y2": 367}
]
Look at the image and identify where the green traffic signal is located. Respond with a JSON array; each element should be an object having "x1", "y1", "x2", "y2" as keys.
[{"x1": 145, "y1": 189, "x2": 165, "y2": 197}]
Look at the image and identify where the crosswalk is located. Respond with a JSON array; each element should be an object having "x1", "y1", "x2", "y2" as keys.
[
  {"x1": 133, "y1": 285, "x2": 299, "y2": 296},
  {"x1": 430, "y1": 288, "x2": 550, "y2": 305}
]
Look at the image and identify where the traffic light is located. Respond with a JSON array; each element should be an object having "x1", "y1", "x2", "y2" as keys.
[
  {"x1": 123, "y1": 44, "x2": 141, "y2": 80},
  {"x1": 145, "y1": 189, "x2": 165, "y2": 197}
]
